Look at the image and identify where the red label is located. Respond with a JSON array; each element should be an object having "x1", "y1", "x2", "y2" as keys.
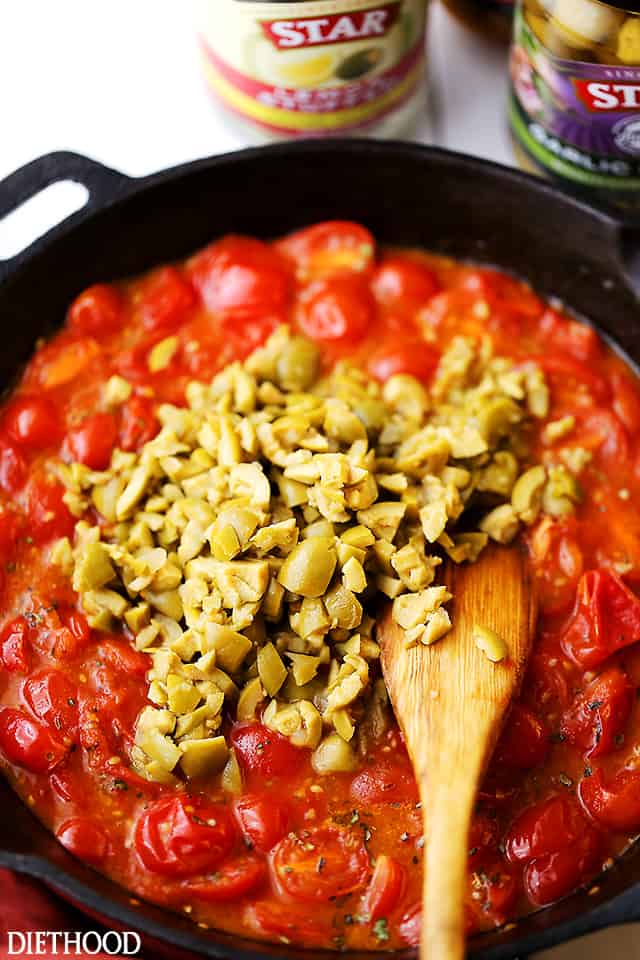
[
  {"x1": 574, "y1": 79, "x2": 640, "y2": 112},
  {"x1": 260, "y1": 3, "x2": 402, "y2": 50}
]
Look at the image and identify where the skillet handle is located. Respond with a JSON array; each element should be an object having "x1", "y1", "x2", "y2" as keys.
[{"x1": 0, "y1": 152, "x2": 132, "y2": 285}]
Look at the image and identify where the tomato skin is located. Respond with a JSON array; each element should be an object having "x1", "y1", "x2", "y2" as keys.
[
  {"x1": 525, "y1": 354, "x2": 610, "y2": 402},
  {"x1": 523, "y1": 650, "x2": 572, "y2": 711},
  {"x1": 505, "y1": 795, "x2": 587, "y2": 863},
  {"x1": 577, "y1": 408, "x2": 630, "y2": 468},
  {"x1": 245, "y1": 901, "x2": 332, "y2": 945},
  {"x1": 368, "y1": 342, "x2": 440, "y2": 383},
  {"x1": 560, "y1": 570, "x2": 640, "y2": 669},
  {"x1": 361, "y1": 855, "x2": 406, "y2": 921},
  {"x1": 95, "y1": 638, "x2": 150, "y2": 678},
  {"x1": 0, "y1": 617, "x2": 30, "y2": 673},
  {"x1": 350, "y1": 757, "x2": 419, "y2": 806},
  {"x1": 524, "y1": 827, "x2": 602, "y2": 906},
  {"x1": 119, "y1": 394, "x2": 159, "y2": 452},
  {"x1": 0, "y1": 441, "x2": 27, "y2": 494},
  {"x1": 398, "y1": 902, "x2": 422, "y2": 947},
  {"x1": 538, "y1": 309, "x2": 601, "y2": 364},
  {"x1": 191, "y1": 236, "x2": 291, "y2": 321},
  {"x1": 276, "y1": 221, "x2": 374, "y2": 280},
  {"x1": 467, "y1": 861, "x2": 518, "y2": 922},
  {"x1": 187, "y1": 856, "x2": 267, "y2": 902},
  {"x1": 560, "y1": 666, "x2": 634, "y2": 758},
  {"x1": 26, "y1": 477, "x2": 76, "y2": 544},
  {"x1": 63, "y1": 412, "x2": 118, "y2": 470},
  {"x1": 272, "y1": 826, "x2": 370, "y2": 902},
  {"x1": 56, "y1": 818, "x2": 109, "y2": 864},
  {"x1": 139, "y1": 266, "x2": 196, "y2": 333},
  {"x1": 234, "y1": 794, "x2": 288, "y2": 853},
  {"x1": 68, "y1": 284, "x2": 123, "y2": 337},
  {"x1": 231, "y1": 723, "x2": 303, "y2": 780},
  {"x1": 135, "y1": 796, "x2": 236, "y2": 878},
  {"x1": 3, "y1": 397, "x2": 61, "y2": 452},
  {"x1": 468, "y1": 813, "x2": 499, "y2": 866},
  {"x1": 298, "y1": 274, "x2": 374, "y2": 343},
  {"x1": 23, "y1": 669, "x2": 78, "y2": 741},
  {"x1": 0, "y1": 706, "x2": 66, "y2": 773},
  {"x1": 494, "y1": 704, "x2": 549, "y2": 770},
  {"x1": 579, "y1": 767, "x2": 640, "y2": 832},
  {"x1": 372, "y1": 255, "x2": 440, "y2": 309}
]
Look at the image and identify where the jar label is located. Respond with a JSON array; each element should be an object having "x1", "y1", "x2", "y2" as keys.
[
  {"x1": 510, "y1": 6, "x2": 640, "y2": 190},
  {"x1": 194, "y1": 0, "x2": 427, "y2": 135}
]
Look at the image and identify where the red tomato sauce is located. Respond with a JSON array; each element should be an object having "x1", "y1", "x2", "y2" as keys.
[{"x1": 1, "y1": 222, "x2": 640, "y2": 950}]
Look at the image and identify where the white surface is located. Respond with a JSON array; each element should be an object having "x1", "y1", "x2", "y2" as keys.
[{"x1": 0, "y1": 2, "x2": 637, "y2": 956}]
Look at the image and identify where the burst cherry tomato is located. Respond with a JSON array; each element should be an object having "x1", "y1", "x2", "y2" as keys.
[
  {"x1": 272, "y1": 826, "x2": 370, "y2": 902},
  {"x1": 372, "y1": 255, "x2": 439, "y2": 309},
  {"x1": 23, "y1": 669, "x2": 78, "y2": 741},
  {"x1": 190, "y1": 235, "x2": 291, "y2": 322},
  {"x1": 0, "y1": 616, "x2": 30, "y2": 673},
  {"x1": 361, "y1": 855, "x2": 406, "y2": 921},
  {"x1": 560, "y1": 569, "x2": 640, "y2": 669},
  {"x1": 0, "y1": 707, "x2": 67, "y2": 773},
  {"x1": 26, "y1": 477, "x2": 75, "y2": 543},
  {"x1": 494, "y1": 704, "x2": 549, "y2": 769},
  {"x1": 56, "y1": 818, "x2": 109, "y2": 864},
  {"x1": 368, "y1": 342, "x2": 440, "y2": 383},
  {"x1": 234, "y1": 794, "x2": 288, "y2": 853},
  {"x1": 187, "y1": 856, "x2": 267, "y2": 902},
  {"x1": 63, "y1": 412, "x2": 118, "y2": 470},
  {"x1": 524, "y1": 828, "x2": 602, "y2": 906},
  {"x1": 3, "y1": 397, "x2": 61, "y2": 452},
  {"x1": 139, "y1": 266, "x2": 196, "y2": 333},
  {"x1": 119, "y1": 394, "x2": 159, "y2": 452},
  {"x1": 467, "y1": 861, "x2": 518, "y2": 922},
  {"x1": 135, "y1": 796, "x2": 236, "y2": 878},
  {"x1": 298, "y1": 274, "x2": 374, "y2": 343},
  {"x1": 468, "y1": 813, "x2": 499, "y2": 866},
  {"x1": 246, "y1": 901, "x2": 332, "y2": 945},
  {"x1": 398, "y1": 902, "x2": 422, "y2": 946},
  {"x1": 505, "y1": 795, "x2": 588, "y2": 863},
  {"x1": 231, "y1": 723, "x2": 303, "y2": 780},
  {"x1": 579, "y1": 767, "x2": 640, "y2": 832},
  {"x1": 350, "y1": 757, "x2": 419, "y2": 805},
  {"x1": 0, "y1": 441, "x2": 27, "y2": 494},
  {"x1": 276, "y1": 221, "x2": 374, "y2": 280},
  {"x1": 68, "y1": 284, "x2": 123, "y2": 336},
  {"x1": 560, "y1": 666, "x2": 634, "y2": 758},
  {"x1": 538, "y1": 309, "x2": 601, "y2": 364}
]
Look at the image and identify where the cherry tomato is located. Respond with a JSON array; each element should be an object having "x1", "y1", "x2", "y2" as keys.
[
  {"x1": 95, "y1": 638, "x2": 150, "y2": 678},
  {"x1": 505, "y1": 795, "x2": 588, "y2": 863},
  {"x1": 524, "y1": 827, "x2": 602, "y2": 906},
  {"x1": 398, "y1": 902, "x2": 422, "y2": 947},
  {"x1": 3, "y1": 397, "x2": 61, "y2": 452},
  {"x1": 190, "y1": 235, "x2": 291, "y2": 321},
  {"x1": 187, "y1": 856, "x2": 267, "y2": 902},
  {"x1": 68, "y1": 284, "x2": 123, "y2": 337},
  {"x1": 77, "y1": 692, "x2": 142, "y2": 783},
  {"x1": 245, "y1": 901, "x2": 332, "y2": 945},
  {"x1": 272, "y1": 826, "x2": 370, "y2": 902},
  {"x1": 234, "y1": 794, "x2": 288, "y2": 853},
  {"x1": 611, "y1": 371, "x2": 640, "y2": 434},
  {"x1": 34, "y1": 336, "x2": 101, "y2": 390},
  {"x1": 526, "y1": 518, "x2": 584, "y2": 616},
  {"x1": 56, "y1": 818, "x2": 109, "y2": 864},
  {"x1": 0, "y1": 508, "x2": 21, "y2": 561},
  {"x1": 350, "y1": 757, "x2": 419, "y2": 806},
  {"x1": 276, "y1": 221, "x2": 374, "y2": 280},
  {"x1": 579, "y1": 767, "x2": 640, "y2": 832},
  {"x1": 32, "y1": 607, "x2": 91, "y2": 662},
  {"x1": 63, "y1": 412, "x2": 118, "y2": 470},
  {"x1": 0, "y1": 706, "x2": 66, "y2": 773},
  {"x1": 26, "y1": 477, "x2": 76, "y2": 543},
  {"x1": 372, "y1": 255, "x2": 440, "y2": 309},
  {"x1": 522, "y1": 355, "x2": 610, "y2": 403},
  {"x1": 0, "y1": 441, "x2": 27, "y2": 494},
  {"x1": 538, "y1": 309, "x2": 601, "y2": 364},
  {"x1": 494, "y1": 704, "x2": 549, "y2": 770},
  {"x1": 459, "y1": 269, "x2": 542, "y2": 317},
  {"x1": 523, "y1": 649, "x2": 572, "y2": 710},
  {"x1": 468, "y1": 813, "x2": 499, "y2": 866},
  {"x1": 298, "y1": 274, "x2": 374, "y2": 343},
  {"x1": 361, "y1": 855, "x2": 406, "y2": 921},
  {"x1": 0, "y1": 616, "x2": 30, "y2": 673},
  {"x1": 23, "y1": 669, "x2": 78, "y2": 741},
  {"x1": 576, "y1": 408, "x2": 630, "y2": 469},
  {"x1": 135, "y1": 796, "x2": 236, "y2": 878},
  {"x1": 560, "y1": 569, "x2": 640, "y2": 669},
  {"x1": 560, "y1": 666, "x2": 634, "y2": 758},
  {"x1": 368, "y1": 342, "x2": 440, "y2": 383},
  {"x1": 231, "y1": 723, "x2": 303, "y2": 780},
  {"x1": 139, "y1": 266, "x2": 196, "y2": 333},
  {"x1": 119, "y1": 394, "x2": 159, "y2": 452},
  {"x1": 467, "y1": 861, "x2": 518, "y2": 922}
]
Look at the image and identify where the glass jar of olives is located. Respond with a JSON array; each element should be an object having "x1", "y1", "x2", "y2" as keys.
[
  {"x1": 441, "y1": 0, "x2": 513, "y2": 43},
  {"x1": 509, "y1": 0, "x2": 640, "y2": 208},
  {"x1": 193, "y1": 0, "x2": 429, "y2": 142}
]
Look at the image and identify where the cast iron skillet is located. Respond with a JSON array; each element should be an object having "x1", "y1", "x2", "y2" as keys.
[{"x1": 0, "y1": 141, "x2": 639, "y2": 959}]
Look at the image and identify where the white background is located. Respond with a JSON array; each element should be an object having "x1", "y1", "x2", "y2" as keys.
[{"x1": 0, "y1": 1, "x2": 638, "y2": 956}]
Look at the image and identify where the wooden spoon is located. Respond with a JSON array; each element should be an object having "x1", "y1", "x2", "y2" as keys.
[{"x1": 378, "y1": 544, "x2": 537, "y2": 960}]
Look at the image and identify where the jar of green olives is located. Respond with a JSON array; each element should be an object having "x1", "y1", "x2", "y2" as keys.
[{"x1": 509, "y1": 0, "x2": 640, "y2": 208}]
